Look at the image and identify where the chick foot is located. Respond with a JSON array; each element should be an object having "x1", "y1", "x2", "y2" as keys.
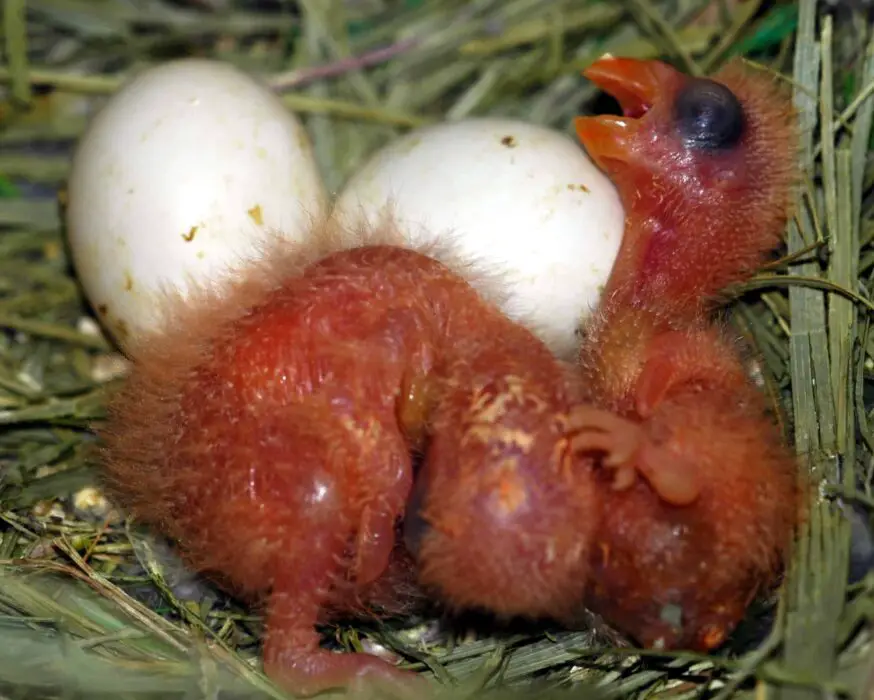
[
  {"x1": 264, "y1": 565, "x2": 429, "y2": 699},
  {"x1": 567, "y1": 405, "x2": 700, "y2": 506},
  {"x1": 265, "y1": 636, "x2": 427, "y2": 699}
]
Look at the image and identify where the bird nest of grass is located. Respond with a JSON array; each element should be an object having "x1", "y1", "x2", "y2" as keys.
[{"x1": 1, "y1": 0, "x2": 873, "y2": 698}]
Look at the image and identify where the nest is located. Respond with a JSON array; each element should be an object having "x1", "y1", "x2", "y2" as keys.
[{"x1": 0, "y1": 0, "x2": 873, "y2": 698}]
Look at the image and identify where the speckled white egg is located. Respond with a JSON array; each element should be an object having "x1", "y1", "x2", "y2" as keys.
[
  {"x1": 66, "y1": 58, "x2": 328, "y2": 355},
  {"x1": 331, "y1": 118, "x2": 625, "y2": 359}
]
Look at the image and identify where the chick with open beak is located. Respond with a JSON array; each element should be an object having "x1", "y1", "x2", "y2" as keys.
[
  {"x1": 564, "y1": 57, "x2": 805, "y2": 652},
  {"x1": 575, "y1": 55, "x2": 798, "y2": 319}
]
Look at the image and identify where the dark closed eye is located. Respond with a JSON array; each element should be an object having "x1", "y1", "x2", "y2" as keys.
[{"x1": 673, "y1": 78, "x2": 745, "y2": 151}]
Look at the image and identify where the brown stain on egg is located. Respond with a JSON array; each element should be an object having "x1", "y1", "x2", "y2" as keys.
[
  {"x1": 248, "y1": 204, "x2": 264, "y2": 225},
  {"x1": 567, "y1": 183, "x2": 591, "y2": 193},
  {"x1": 501, "y1": 135, "x2": 518, "y2": 148},
  {"x1": 182, "y1": 226, "x2": 199, "y2": 242},
  {"x1": 123, "y1": 272, "x2": 133, "y2": 292},
  {"x1": 97, "y1": 304, "x2": 108, "y2": 316}
]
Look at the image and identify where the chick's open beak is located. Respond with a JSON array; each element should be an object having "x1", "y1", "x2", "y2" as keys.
[
  {"x1": 574, "y1": 115, "x2": 638, "y2": 171},
  {"x1": 575, "y1": 55, "x2": 672, "y2": 169}
]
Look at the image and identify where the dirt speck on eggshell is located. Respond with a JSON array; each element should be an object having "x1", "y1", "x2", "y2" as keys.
[
  {"x1": 501, "y1": 135, "x2": 518, "y2": 148},
  {"x1": 182, "y1": 225, "x2": 198, "y2": 242},
  {"x1": 247, "y1": 204, "x2": 264, "y2": 225}
]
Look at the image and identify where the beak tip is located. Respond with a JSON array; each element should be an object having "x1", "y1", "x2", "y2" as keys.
[
  {"x1": 573, "y1": 115, "x2": 634, "y2": 170},
  {"x1": 579, "y1": 56, "x2": 668, "y2": 118},
  {"x1": 573, "y1": 115, "x2": 594, "y2": 143}
]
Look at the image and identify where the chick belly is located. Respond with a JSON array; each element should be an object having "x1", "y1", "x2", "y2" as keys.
[
  {"x1": 584, "y1": 401, "x2": 798, "y2": 651},
  {"x1": 417, "y1": 492, "x2": 594, "y2": 621}
]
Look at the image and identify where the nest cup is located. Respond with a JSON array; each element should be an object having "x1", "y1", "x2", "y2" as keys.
[{"x1": 0, "y1": 1, "x2": 873, "y2": 699}]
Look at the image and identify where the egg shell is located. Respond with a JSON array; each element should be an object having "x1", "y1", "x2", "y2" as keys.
[
  {"x1": 331, "y1": 118, "x2": 625, "y2": 359},
  {"x1": 66, "y1": 58, "x2": 328, "y2": 355}
]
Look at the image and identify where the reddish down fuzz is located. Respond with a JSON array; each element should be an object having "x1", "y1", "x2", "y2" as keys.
[
  {"x1": 99, "y1": 222, "x2": 599, "y2": 697},
  {"x1": 409, "y1": 348, "x2": 598, "y2": 623},
  {"x1": 575, "y1": 56, "x2": 798, "y2": 318},
  {"x1": 568, "y1": 56, "x2": 806, "y2": 650},
  {"x1": 572, "y1": 310, "x2": 803, "y2": 650}
]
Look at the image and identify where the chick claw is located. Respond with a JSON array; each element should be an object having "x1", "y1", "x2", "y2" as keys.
[{"x1": 567, "y1": 406, "x2": 700, "y2": 506}]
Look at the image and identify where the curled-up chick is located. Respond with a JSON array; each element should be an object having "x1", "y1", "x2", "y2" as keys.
[
  {"x1": 98, "y1": 219, "x2": 597, "y2": 697},
  {"x1": 564, "y1": 56, "x2": 807, "y2": 650},
  {"x1": 575, "y1": 55, "x2": 797, "y2": 318}
]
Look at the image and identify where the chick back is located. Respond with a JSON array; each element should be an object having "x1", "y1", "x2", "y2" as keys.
[{"x1": 99, "y1": 244, "x2": 487, "y2": 607}]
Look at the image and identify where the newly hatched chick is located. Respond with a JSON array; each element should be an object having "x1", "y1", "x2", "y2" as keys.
[
  {"x1": 99, "y1": 220, "x2": 599, "y2": 697},
  {"x1": 567, "y1": 56, "x2": 806, "y2": 650}
]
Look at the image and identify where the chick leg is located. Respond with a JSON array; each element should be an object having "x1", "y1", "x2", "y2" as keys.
[
  {"x1": 264, "y1": 551, "x2": 427, "y2": 698},
  {"x1": 260, "y1": 414, "x2": 423, "y2": 697},
  {"x1": 191, "y1": 397, "x2": 420, "y2": 697},
  {"x1": 567, "y1": 405, "x2": 700, "y2": 506},
  {"x1": 571, "y1": 329, "x2": 751, "y2": 506}
]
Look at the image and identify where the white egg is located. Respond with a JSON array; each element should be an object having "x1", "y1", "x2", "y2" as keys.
[
  {"x1": 331, "y1": 118, "x2": 625, "y2": 359},
  {"x1": 66, "y1": 58, "x2": 328, "y2": 355}
]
